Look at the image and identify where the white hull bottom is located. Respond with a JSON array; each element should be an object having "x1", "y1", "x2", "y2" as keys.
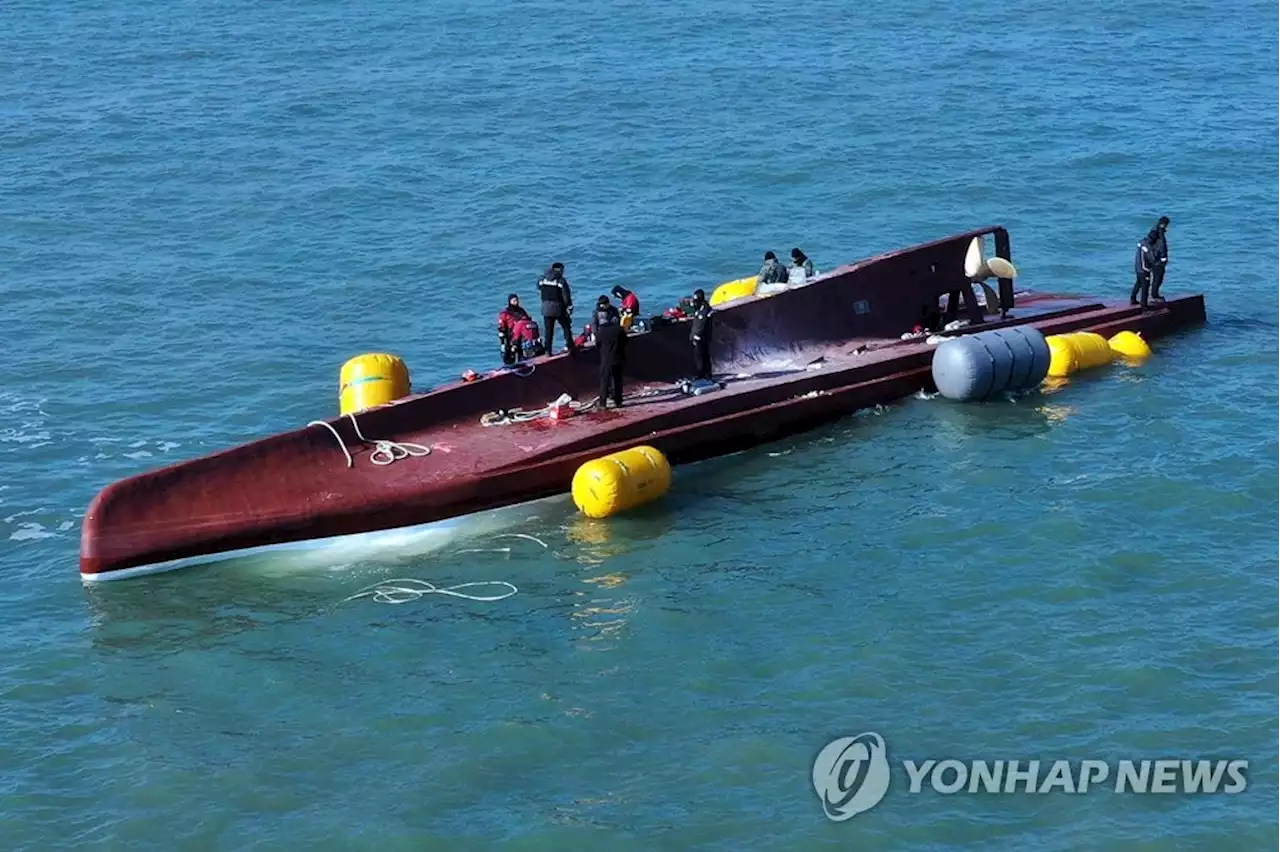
[{"x1": 80, "y1": 493, "x2": 572, "y2": 584}]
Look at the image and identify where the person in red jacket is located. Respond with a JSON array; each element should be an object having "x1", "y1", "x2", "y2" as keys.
[
  {"x1": 574, "y1": 323, "x2": 594, "y2": 348},
  {"x1": 497, "y1": 294, "x2": 531, "y2": 364},
  {"x1": 510, "y1": 316, "x2": 544, "y2": 360},
  {"x1": 611, "y1": 286, "x2": 640, "y2": 328}
]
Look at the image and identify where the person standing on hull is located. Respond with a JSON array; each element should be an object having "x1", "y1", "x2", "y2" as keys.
[
  {"x1": 538, "y1": 262, "x2": 577, "y2": 354},
  {"x1": 689, "y1": 288, "x2": 714, "y2": 381},
  {"x1": 1131, "y1": 227, "x2": 1158, "y2": 308},
  {"x1": 1147, "y1": 216, "x2": 1170, "y2": 302},
  {"x1": 593, "y1": 295, "x2": 626, "y2": 409}
]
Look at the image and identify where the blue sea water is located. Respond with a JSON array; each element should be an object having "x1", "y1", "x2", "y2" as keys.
[{"x1": 1, "y1": 0, "x2": 1277, "y2": 848}]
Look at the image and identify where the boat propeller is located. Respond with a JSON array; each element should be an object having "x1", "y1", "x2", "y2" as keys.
[{"x1": 964, "y1": 236, "x2": 1018, "y2": 281}]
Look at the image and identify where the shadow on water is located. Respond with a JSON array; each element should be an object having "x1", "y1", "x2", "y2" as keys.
[
  {"x1": 79, "y1": 492, "x2": 683, "y2": 652},
  {"x1": 80, "y1": 495, "x2": 581, "y2": 648},
  {"x1": 1202, "y1": 312, "x2": 1280, "y2": 333},
  {"x1": 560, "y1": 504, "x2": 675, "y2": 566},
  {"x1": 923, "y1": 372, "x2": 1135, "y2": 439}
]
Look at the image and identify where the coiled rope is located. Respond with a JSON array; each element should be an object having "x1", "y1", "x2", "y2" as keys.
[
  {"x1": 307, "y1": 413, "x2": 432, "y2": 468},
  {"x1": 343, "y1": 578, "x2": 518, "y2": 605}
]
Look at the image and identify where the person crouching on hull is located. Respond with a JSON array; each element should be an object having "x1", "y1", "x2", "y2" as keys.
[
  {"x1": 593, "y1": 295, "x2": 626, "y2": 409},
  {"x1": 497, "y1": 294, "x2": 532, "y2": 365},
  {"x1": 611, "y1": 285, "x2": 641, "y2": 329},
  {"x1": 511, "y1": 316, "x2": 545, "y2": 360},
  {"x1": 689, "y1": 288, "x2": 713, "y2": 380}
]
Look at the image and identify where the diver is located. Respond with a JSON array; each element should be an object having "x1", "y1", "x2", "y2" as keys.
[
  {"x1": 689, "y1": 288, "x2": 714, "y2": 380},
  {"x1": 497, "y1": 294, "x2": 532, "y2": 365},
  {"x1": 593, "y1": 295, "x2": 626, "y2": 409},
  {"x1": 611, "y1": 285, "x2": 641, "y2": 329},
  {"x1": 1131, "y1": 226, "x2": 1158, "y2": 308},
  {"x1": 757, "y1": 251, "x2": 788, "y2": 286},
  {"x1": 790, "y1": 248, "x2": 815, "y2": 283},
  {"x1": 1148, "y1": 216, "x2": 1170, "y2": 302},
  {"x1": 538, "y1": 262, "x2": 577, "y2": 355}
]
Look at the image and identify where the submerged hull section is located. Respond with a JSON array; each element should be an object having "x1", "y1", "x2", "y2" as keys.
[{"x1": 80, "y1": 227, "x2": 1207, "y2": 580}]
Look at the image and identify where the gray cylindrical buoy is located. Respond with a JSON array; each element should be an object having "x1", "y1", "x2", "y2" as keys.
[{"x1": 930, "y1": 326, "x2": 1051, "y2": 402}]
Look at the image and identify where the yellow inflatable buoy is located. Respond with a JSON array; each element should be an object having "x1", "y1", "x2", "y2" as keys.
[
  {"x1": 1108, "y1": 330, "x2": 1152, "y2": 360},
  {"x1": 1046, "y1": 335, "x2": 1079, "y2": 378},
  {"x1": 339, "y1": 353, "x2": 411, "y2": 416},
  {"x1": 710, "y1": 276, "x2": 759, "y2": 307},
  {"x1": 571, "y1": 445, "x2": 672, "y2": 519},
  {"x1": 1063, "y1": 331, "x2": 1113, "y2": 370}
]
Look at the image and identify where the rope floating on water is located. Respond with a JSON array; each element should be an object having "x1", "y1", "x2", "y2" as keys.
[{"x1": 342, "y1": 578, "x2": 519, "y2": 605}]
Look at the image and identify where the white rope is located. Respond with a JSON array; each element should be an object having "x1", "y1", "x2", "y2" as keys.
[
  {"x1": 307, "y1": 413, "x2": 431, "y2": 468},
  {"x1": 342, "y1": 578, "x2": 518, "y2": 605},
  {"x1": 306, "y1": 419, "x2": 353, "y2": 467},
  {"x1": 495, "y1": 533, "x2": 548, "y2": 548},
  {"x1": 345, "y1": 413, "x2": 430, "y2": 465}
]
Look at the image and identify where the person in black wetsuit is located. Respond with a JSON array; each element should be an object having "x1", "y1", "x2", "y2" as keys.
[
  {"x1": 593, "y1": 295, "x2": 625, "y2": 409},
  {"x1": 1131, "y1": 227, "x2": 1157, "y2": 308},
  {"x1": 689, "y1": 288, "x2": 713, "y2": 380},
  {"x1": 1148, "y1": 216, "x2": 1170, "y2": 302},
  {"x1": 538, "y1": 262, "x2": 577, "y2": 354}
]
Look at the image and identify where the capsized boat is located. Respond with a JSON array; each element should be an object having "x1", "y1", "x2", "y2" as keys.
[{"x1": 79, "y1": 226, "x2": 1206, "y2": 581}]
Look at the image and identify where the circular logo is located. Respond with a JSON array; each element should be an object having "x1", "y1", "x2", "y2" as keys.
[{"x1": 812, "y1": 732, "x2": 891, "y2": 821}]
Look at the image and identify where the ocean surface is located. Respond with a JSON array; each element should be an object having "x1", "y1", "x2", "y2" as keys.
[{"x1": 1, "y1": 0, "x2": 1276, "y2": 848}]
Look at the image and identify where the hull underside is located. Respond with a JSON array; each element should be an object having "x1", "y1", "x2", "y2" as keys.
[{"x1": 80, "y1": 229, "x2": 1207, "y2": 582}]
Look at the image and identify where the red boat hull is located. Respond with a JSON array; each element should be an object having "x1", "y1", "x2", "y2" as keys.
[{"x1": 79, "y1": 227, "x2": 1206, "y2": 580}]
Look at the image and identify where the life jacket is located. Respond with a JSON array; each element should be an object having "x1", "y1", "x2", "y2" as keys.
[
  {"x1": 538, "y1": 275, "x2": 570, "y2": 310},
  {"x1": 595, "y1": 306, "x2": 619, "y2": 328}
]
